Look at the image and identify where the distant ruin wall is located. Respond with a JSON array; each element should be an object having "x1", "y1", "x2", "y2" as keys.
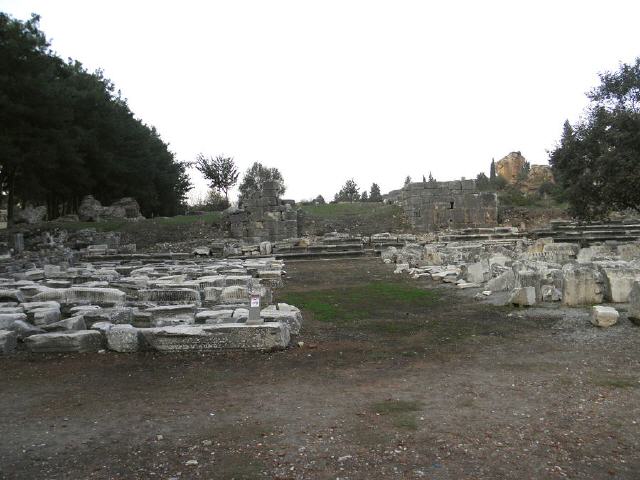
[
  {"x1": 399, "y1": 180, "x2": 498, "y2": 232},
  {"x1": 226, "y1": 181, "x2": 302, "y2": 243}
]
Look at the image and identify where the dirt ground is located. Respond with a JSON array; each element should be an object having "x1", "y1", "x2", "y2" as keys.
[{"x1": 1, "y1": 257, "x2": 639, "y2": 479}]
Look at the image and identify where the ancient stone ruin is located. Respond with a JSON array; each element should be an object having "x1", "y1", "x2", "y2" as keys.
[
  {"x1": 225, "y1": 181, "x2": 302, "y2": 243},
  {"x1": 0, "y1": 253, "x2": 302, "y2": 355},
  {"x1": 381, "y1": 222, "x2": 640, "y2": 327},
  {"x1": 395, "y1": 179, "x2": 498, "y2": 232}
]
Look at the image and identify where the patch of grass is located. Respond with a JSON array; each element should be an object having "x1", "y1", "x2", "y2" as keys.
[
  {"x1": 370, "y1": 399, "x2": 422, "y2": 415},
  {"x1": 370, "y1": 399, "x2": 423, "y2": 431},
  {"x1": 591, "y1": 375, "x2": 638, "y2": 389},
  {"x1": 279, "y1": 281, "x2": 438, "y2": 327},
  {"x1": 39, "y1": 212, "x2": 222, "y2": 233}
]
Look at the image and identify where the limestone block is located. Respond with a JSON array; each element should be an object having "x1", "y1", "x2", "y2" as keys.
[
  {"x1": 195, "y1": 310, "x2": 234, "y2": 324},
  {"x1": 465, "y1": 262, "x2": 489, "y2": 284},
  {"x1": 66, "y1": 287, "x2": 126, "y2": 306},
  {"x1": 203, "y1": 287, "x2": 223, "y2": 306},
  {"x1": 90, "y1": 321, "x2": 113, "y2": 334},
  {"x1": 261, "y1": 304, "x2": 303, "y2": 334},
  {"x1": 42, "y1": 316, "x2": 87, "y2": 332},
  {"x1": 107, "y1": 325, "x2": 140, "y2": 352},
  {"x1": 541, "y1": 285, "x2": 562, "y2": 302},
  {"x1": 25, "y1": 331, "x2": 105, "y2": 353},
  {"x1": 9, "y1": 320, "x2": 45, "y2": 339},
  {"x1": 629, "y1": 281, "x2": 640, "y2": 325},
  {"x1": 598, "y1": 264, "x2": 640, "y2": 303},
  {"x1": 0, "y1": 330, "x2": 18, "y2": 355},
  {"x1": 260, "y1": 241, "x2": 272, "y2": 255},
  {"x1": 23, "y1": 301, "x2": 61, "y2": 312},
  {"x1": 486, "y1": 270, "x2": 516, "y2": 292},
  {"x1": 562, "y1": 264, "x2": 605, "y2": 306},
  {"x1": 509, "y1": 287, "x2": 536, "y2": 306},
  {"x1": 515, "y1": 270, "x2": 542, "y2": 302},
  {"x1": 138, "y1": 288, "x2": 200, "y2": 305},
  {"x1": 224, "y1": 275, "x2": 252, "y2": 287},
  {"x1": 82, "y1": 307, "x2": 134, "y2": 326},
  {"x1": 196, "y1": 276, "x2": 226, "y2": 289},
  {"x1": 590, "y1": 306, "x2": 619, "y2": 327},
  {"x1": 31, "y1": 308, "x2": 61, "y2": 326},
  {"x1": 147, "y1": 304, "x2": 196, "y2": 326},
  {"x1": 220, "y1": 286, "x2": 250, "y2": 304},
  {"x1": 0, "y1": 313, "x2": 28, "y2": 329},
  {"x1": 140, "y1": 323, "x2": 290, "y2": 352},
  {"x1": 0, "y1": 289, "x2": 24, "y2": 303}
]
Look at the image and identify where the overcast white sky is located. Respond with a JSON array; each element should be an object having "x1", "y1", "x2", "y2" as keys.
[{"x1": 2, "y1": 1, "x2": 639, "y2": 203}]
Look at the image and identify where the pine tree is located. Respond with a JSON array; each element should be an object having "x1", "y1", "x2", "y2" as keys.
[{"x1": 369, "y1": 183, "x2": 382, "y2": 202}]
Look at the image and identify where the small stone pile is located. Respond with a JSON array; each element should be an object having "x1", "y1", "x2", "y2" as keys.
[
  {"x1": 0, "y1": 257, "x2": 302, "y2": 356},
  {"x1": 383, "y1": 238, "x2": 640, "y2": 327}
]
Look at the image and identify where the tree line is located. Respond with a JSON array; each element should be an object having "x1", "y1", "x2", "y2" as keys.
[{"x1": 0, "y1": 13, "x2": 191, "y2": 222}]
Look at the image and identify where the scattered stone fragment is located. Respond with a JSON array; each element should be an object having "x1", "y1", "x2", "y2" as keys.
[
  {"x1": 106, "y1": 324, "x2": 140, "y2": 352},
  {"x1": 590, "y1": 306, "x2": 619, "y2": 328},
  {"x1": 0, "y1": 330, "x2": 18, "y2": 355},
  {"x1": 509, "y1": 287, "x2": 536, "y2": 307}
]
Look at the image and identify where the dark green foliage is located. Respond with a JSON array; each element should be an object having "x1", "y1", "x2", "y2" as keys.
[
  {"x1": 369, "y1": 183, "x2": 382, "y2": 202},
  {"x1": 0, "y1": 13, "x2": 191, "y2": 221},
  {"x1": 203, "y1": 189, "x2": 230, "y2": 211},
  {"x1": 489, "y1": 158, "x2": 496, "y2": 180},
  {"x1": 476, "y1": 171, "x2": 507, "y2": 192},
  {"x1": 334, "y1": 178, "x2": 360, "y2": 202},
  {"x1": 314, "y1": 194, "x2": 325, "y2": 205},
  {"x1": 194, "y1": 154, "x2": 238, "y2": 201},
  {"x1": 549, "y1": 58, "x2": 640, "y2": 219},
  {"x1": 476, "y1": 172, "x2": 490, "y2": 190},
  {"x1": 360, "y1": 190, "x2": 369, "y2": 202},
  {"x1": 238, "y1": 162, "x2": 285, "y2": 202}
]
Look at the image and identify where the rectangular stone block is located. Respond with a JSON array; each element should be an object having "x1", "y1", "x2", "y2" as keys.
[
  {"x1": 140, "y1": 323, "x2": 290, "y2": 352},
  {"x1": 24, "y1": 331, "x2": 105, "y2": 353}
]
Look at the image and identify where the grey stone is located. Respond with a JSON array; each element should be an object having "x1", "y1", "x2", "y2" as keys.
[
  {"x1": 261, "y1": 304, "x2": 303, "y2": 334},
  {"x1": 31, "y1": 308, "x2": 61, "y2": 326},
  {"x1": 140, "y1": 323, "x2": 290, "y2": 352},
  {"x1": 106, "y1": 324, "x2": 140, "y2": 352},
  {"x1": 509, "y1": 287, "x2": 536, "y2": 306},
  {"x1": 486, "y1": 270, "x2": 516, "y2": 292},
  {"x1": 25, "y1": 330, "x2": 105, "y2": 353},
  {"x1": 90, "y1": 321, "x2": 113, "y2": 334},
  {"x1": 0, "y1": 313, "x2": 28, "y2": 329},
  {"x1": 628, "y1": 281, "x2": 640, "y2": 324},
  {"x1": 541, "y1": 285, "x2": 562, "y2": 302},
  {"x1": 598, "y1": 264, "x2": 640, "y2": 303},
  {"x1": 147, "y1": 304, "x2": 196, "y2": 326},
  {"x1": 9, "y1": 320, "x2": 45, "y2": 339},
  {"x1": 590, "y1": 306, "x2": 619, "y2": 327},
  {"x1": 0, "y1": 289, "x2": 24, "y2": 303},
  {"x1": 0, "y1": 330, "x2": 18, "y2": 355},
  {"x1": 562, "y1": 264, "x2": 605, "y2": 306},
  {"x1": 42, "y1": 316, "x2": 87, "y2": 332}
]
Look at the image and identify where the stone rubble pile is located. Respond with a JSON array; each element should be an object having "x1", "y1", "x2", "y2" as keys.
[
  {"x1": 0, "y1": 257, "x2": 302, "y2": 356},
  {"x1": 383, "y1": 238, "x2": 640, "y2": 325}
]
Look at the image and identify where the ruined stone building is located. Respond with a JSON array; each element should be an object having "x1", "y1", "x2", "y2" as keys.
[
  {"x1": 398, "y1": 179, "x2": 498, "y2": 232},
  {"x1": 225, "y1": 181, "x2": 302, "y2": 243}
]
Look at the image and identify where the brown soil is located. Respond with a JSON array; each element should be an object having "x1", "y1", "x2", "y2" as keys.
[{"x1": 1, "y1": 258, "x2": 639, "y2": 479}]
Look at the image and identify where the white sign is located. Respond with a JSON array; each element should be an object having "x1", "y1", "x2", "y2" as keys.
[{"x1": 250, "y1": 295, "x2": 260, "y2": 308}]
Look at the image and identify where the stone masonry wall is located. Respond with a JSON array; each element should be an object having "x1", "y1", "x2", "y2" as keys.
[
  {"x1": 400, "y1": 180, "x2": 498, "y2": 232},
  {"x1": 227, "y1": 181, "x2": 301, "y2": 243}
]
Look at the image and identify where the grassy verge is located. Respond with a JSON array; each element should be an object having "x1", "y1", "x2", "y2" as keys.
[
  {"x1": 370, "y1": 399, "x2": 423, "y2": 431},
  {"x1": 42, "y1": 212, "x2": 222, "y2": 232},
  {"x1": 280, "y1": 281, "x2": 438, "y2": 323}
]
